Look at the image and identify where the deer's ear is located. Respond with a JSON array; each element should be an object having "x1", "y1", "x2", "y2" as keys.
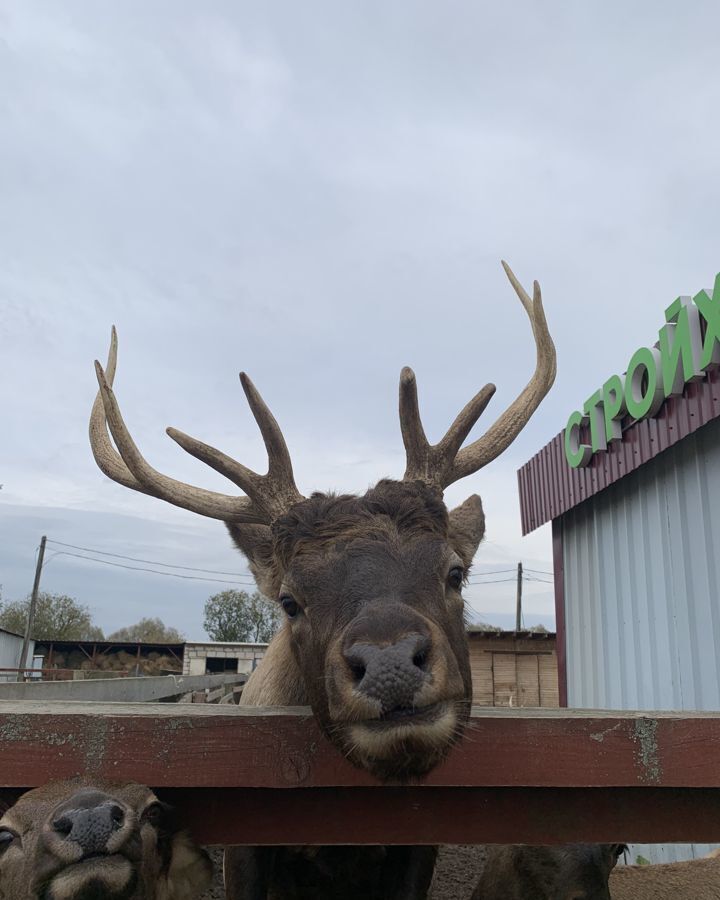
[
  {"x1": 226, "y1": 524, "x2": 278, "y2": 597},
  {"x1": 448, "y1": 495, "x2": 485, "y2": 566}
]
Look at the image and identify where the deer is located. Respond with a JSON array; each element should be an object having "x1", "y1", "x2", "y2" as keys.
[
  {"x1": 89, "y1": 261, "x2": 556, "y2": 899},
  {"x1": 471, "y1": 844, "x2": 627, "y2": 900},
  {"x1": 0, "y1": 778, "x2": 212, "y2": 899},
  {"x1": 473, "y1": 844, "x2": 720, "y2": 900}
]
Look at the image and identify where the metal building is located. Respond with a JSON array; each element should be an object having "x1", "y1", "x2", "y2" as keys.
[
  {"x1": 0, "y1": 628, "x2": 34, "y2": 682},
  {"x1": 518, "y1": 280, "x2": 720, "y2": 863}
]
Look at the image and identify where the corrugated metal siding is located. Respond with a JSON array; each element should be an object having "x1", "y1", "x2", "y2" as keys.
[
  {"x1": 0, "y1": 630, "x2": 34, "y2": 682},
  {"x1": 563, "y1": 414, "x2": 720, "y2": 863},
  {"x1": 518, "y1": 367, "x2": 720, "y2": 535}
]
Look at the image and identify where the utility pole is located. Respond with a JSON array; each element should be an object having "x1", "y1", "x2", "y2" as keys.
[
  {"x1": 515, "y1": 561, "x2": 523, "y2": 632},
  {"x1": 17, "y1": 535, "x2": 46, "y2": 682}
]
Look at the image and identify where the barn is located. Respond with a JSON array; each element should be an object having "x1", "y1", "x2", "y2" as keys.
[
  {"x1": 33, "y1": 639, "x2": 184, "y2": 677},
  {"x1": 518, "y1": 272, "x2": 720, "y2": 862}
]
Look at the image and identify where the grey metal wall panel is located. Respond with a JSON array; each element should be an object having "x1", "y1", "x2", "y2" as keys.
[
  {"x1": 0, "y1": 630, "x2": 34, "y2": 682},
  {"x1": 563, "y1": 415, "x2": 720, "y2": 863}
]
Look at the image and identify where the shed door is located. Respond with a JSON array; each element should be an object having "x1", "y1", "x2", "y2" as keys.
[
  {"x1": 492, "y1": 654, "x2": 517, "y2": 707},
  {"x1": 517, "y1": 655, "x2": 541, "y2": 707}
]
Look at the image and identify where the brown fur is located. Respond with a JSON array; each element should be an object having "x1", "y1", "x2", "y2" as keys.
[
  {"x1": 224, "y1": 845, "x2": 438, "y2": 900},
  {"x1": 225, "y1": 480, "x2": 486, "y2": 899},
  {"x1": 610, "y1": 853, "x2": 720, "y2": 899},
  {"x1": 472, "y1": 844, "x2": 625, "y2": 900},
  {"x1": 232, "y1": 480, "x2": 480, "y2": 781},
  {"x1": 0, "y1": 778, "x2": 211, "y2": 900}
]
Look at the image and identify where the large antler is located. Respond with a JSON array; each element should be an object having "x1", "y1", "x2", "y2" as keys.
[
  {"x1": 400, "y1": 260, "x2": 556, "y2": 490},
  {"x1": 89, "y1": 327, "x2": 305, "y2": 524}
]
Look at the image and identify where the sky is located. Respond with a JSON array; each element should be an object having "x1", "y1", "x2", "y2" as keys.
[{"x1": 2, "y1": 2, "x2": 719, "y2": 639}]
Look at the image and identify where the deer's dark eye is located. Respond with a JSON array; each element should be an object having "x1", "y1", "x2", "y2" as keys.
[
  {"x1": 0, "y1": 829, "x2": 18, "y2": 853},
  {"x1": 141, "y1": 802, "x2": 166, "y2": 828},
  {"x1": 281, "y1": 596, "x2": 300, "y2": 618},
  {"x1": 447, "y1": 567, "x2": 464, "y2": 590}
]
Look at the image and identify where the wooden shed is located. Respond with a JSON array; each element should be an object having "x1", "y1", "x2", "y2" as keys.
[{"x1": 468, "y1": 628, "x2": 558, "y2": 708}]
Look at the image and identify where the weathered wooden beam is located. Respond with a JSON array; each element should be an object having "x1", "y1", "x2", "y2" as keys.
[
  {"x1": 2, "y1": 704, "x2": 720, "y2": 843},
  {"x1": 159, "y1": 786, "x2": 720, "y2": 845},
  {"x1": 2, "y1": 703, "x2": 719, "y2": 789}
]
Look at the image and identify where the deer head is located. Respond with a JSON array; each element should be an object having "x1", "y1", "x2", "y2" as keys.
[
  {"x1": 90, "y1": 262, "x2": 555, "y2": 780},
  {"x1": 0, "y1": 779, "x2": 211, "y2": 900}
]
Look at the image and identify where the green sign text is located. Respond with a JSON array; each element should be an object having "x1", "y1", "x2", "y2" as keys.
[{"x1": 564, "y1": 272, "x2": 720, "y2": 468}]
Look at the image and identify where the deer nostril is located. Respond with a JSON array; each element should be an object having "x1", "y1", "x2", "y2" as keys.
[
  {"x1": 109, "y1": 804, "x2": 125, "y2": 828},
  {"x1": 412, "y1": 649, "x2": 428, "y2": 670},
  {"x1": 348, "y1": 660, "x2": 366, "y2": 684},
  {"x1": 52, "y1": 816, "x2": 73, "y2": 836}
]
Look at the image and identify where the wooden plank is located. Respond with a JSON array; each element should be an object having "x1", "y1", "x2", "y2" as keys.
[
  {"x1": 539, "y1": 653, "x2": 560, "y2": 708},
  {"x1": 516, "y1": 655, "x2": 540, "y2": 707},
  {"x1": 156, "y1": 786, "x2": 720, "y2": 845},
  {"x1": 2, "y1": 703, "x2": 720, "y2": 790},
  {"x1": 4, "y1": 783, "x2": 720, "y2": 845},
  {"x1": 492, "y1": 654, "x2": 517, "y2": 707},
  {"x1": 469, "y1": 647, "x2": 494, "y2": 706}
]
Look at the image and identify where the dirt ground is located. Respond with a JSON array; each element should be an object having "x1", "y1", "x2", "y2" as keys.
[{"x1": 199, "y1": 845, "x2": 487, "y2": 899}]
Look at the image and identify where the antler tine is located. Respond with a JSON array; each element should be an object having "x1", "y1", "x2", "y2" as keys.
[
  {"x1": 449, "y1": 261, "x2": 557, "y2": 484},
  {"x1": 166, "y1": 374, "x2": 304, "y2": 521},
  {"x1": 437, "y1": 383, "x2": 498, "y2": 462},
  {"x1": 239, "y1": 372, "x2": 303, "y2": 508},
  {"x1": 399, "y1": 366, "x2": 431, "y2": 481},
  {"x1": 90, "y1": 329, "x2": 271, "y2": 524},
  {"x1": 400, "y1": 261, "x2": 556, "y2": 491},
  {"x1": 164, "y1": 428, "x2": 264, "y2": 502},
  {"x1": 89, "y1": 326, "x2": 152, "y2": 495},
  {"x1": 400, "y1": 367, "x2": 496, "y2": 488}
]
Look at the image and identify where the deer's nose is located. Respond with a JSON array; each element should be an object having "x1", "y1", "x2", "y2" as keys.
[
  {"x1": 52, "y1": 794, "x2": 125, "y2": 856},
  {"x1": 344, "y1": 632, "x2": 432, "y2": 712}
]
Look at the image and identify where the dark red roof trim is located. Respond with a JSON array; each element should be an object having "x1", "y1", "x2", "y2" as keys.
[{"x1": 517, "y1": 367, "x2": 720, "y2": 534}]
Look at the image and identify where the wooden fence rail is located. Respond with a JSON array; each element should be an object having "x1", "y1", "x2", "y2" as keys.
[{"x1": 1, "y1": 703, "x2": 720, "y2": 845}]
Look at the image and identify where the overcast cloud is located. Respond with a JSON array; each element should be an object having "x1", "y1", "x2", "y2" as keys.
[{"x1": 2, "y1": 2, "x2": 719, "y2": 638}]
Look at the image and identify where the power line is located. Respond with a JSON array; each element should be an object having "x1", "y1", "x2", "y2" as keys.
[
  {"x1": 467, "y1": 577, "x2": 517, "y2": 585},
  {"x1": 43, "y1": 536, "x2": 554, "y2": 589},
  {"x1": 49, "y1": 550, "x2": 257, "y2": 585},
  {"x1": 469, "y1": 568, "x2": 517, "y2": 576},
  {"x1": 45, "y1": 538, "x2": 252, "y2": 578}
]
